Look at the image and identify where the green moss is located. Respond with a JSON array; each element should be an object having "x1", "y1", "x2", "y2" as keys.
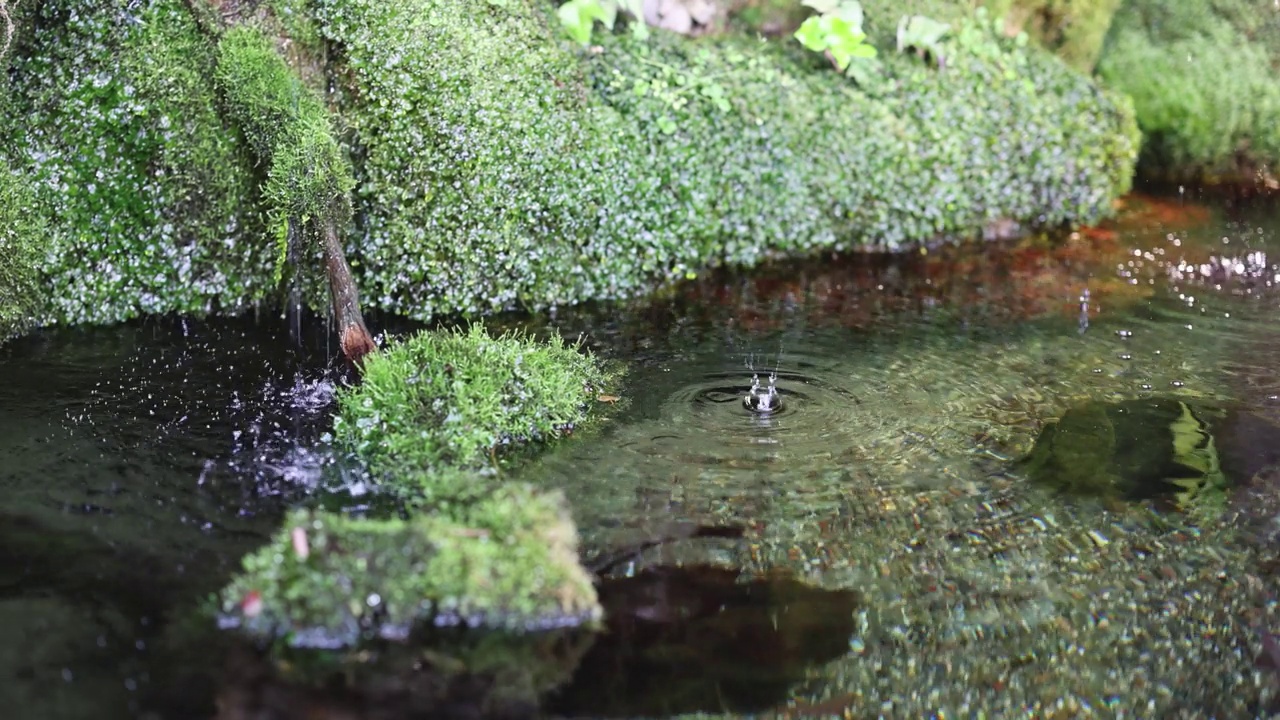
[
  {"x1": 985, "y1": 0, "x2": 1122, "y2": 71},
  {"x1": 1097, "y1": 0, "x2": 1280, "y2": 182},
  {"x1": 218, "y1": 484, "x2": 601, "y2": 642},
  {"x1": 313, "y1": 0, "x2": 1135, "y2": 324},
  {"x1": 334, "y1": 323, "x2": 614, "y2": 479},
  {"x1": 855, "y1": 0, "x2": 1122, "y2": 72},
  {"x1": 0, "y1": 160, "x2": 43, "y2": 342},
  {"x1": 3, "y1": 0, "x2": 273, "y2": 327},
  {"x1": 215, "y1": 25, "x2": 354, "y2": 283}
]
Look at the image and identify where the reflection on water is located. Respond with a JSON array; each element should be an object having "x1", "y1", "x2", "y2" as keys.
[
  {"x1": 5, "y1": 193, "x2": 1280, "y2": 717},
  {"x1": 548, "y1": 566, "x2": 860, "y2": 718}
]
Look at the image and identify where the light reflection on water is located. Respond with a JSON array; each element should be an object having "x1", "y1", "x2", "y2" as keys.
[
  {"x1": 3, "y1": 194, "x2": 1280, "y2": 717},
  {"x1": 515, "y1": 194, "x2": 1280, "y2": 716}
]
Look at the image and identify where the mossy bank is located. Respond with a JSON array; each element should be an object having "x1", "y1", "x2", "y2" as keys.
[
  {"x1": 2, "y1": 0, "x2": 1136, "y2": 332},
  {"x1": 1097, "y1": 0, "x2": 1280, "y2": 184}
]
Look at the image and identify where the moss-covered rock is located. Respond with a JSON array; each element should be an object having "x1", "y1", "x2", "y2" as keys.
[
  {"x1": 313, "y1": 0, "x2": 1137, "y2": 324},
  {"x1": 334, "y1": 323, "x2": 615, "y2": 482},
  {"x1": 1097, "y1": 0, "x2": 1280, "y2": 183},
  {"x1": 218, "y1": 484, "x2": 601, "y2": 642},
  {"x1": 2, "y1": 0, "x2": 273, "y2": 327},
  {"x1": 0, "y1": 161, "x2": 42, "y2": 342},
  {"x1": 218, "y1": 324, "x2": 615, "y2": 643},
  {"x1": 215, "y1": 25, "x2": 355, "y2": 287},
  {"x1": 3, "y1": 0, "x2": 1138, "y2": 331}
]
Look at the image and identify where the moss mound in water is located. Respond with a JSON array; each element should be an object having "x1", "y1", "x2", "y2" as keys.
[
  {"x1": 312, "y1": 0, "x2": 1136, "y2": 322},
  {"x1": 1097, "y1": 0, "x2": 1280, "y2": 183},
  {"x1": 333, "y1": 323, "x2": 616, "y2": 483},
  {"x1": 218, "y1": 324, "x2": 617, "y2": 641},
  {"x1": 218, "y1": 484, "x2": 601, "y2": 643}
]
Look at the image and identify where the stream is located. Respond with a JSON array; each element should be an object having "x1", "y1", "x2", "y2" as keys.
[{"x1": 5, "y1": 192, "x2": 1280, "y2": 718}]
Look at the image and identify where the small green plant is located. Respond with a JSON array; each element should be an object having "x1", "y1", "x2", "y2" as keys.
[
  {"x1": 896, "y1": 15, "x2": 949, "y2": 67},
  {"x1": 557, "y1": 0, "x2": 646, "y2": 45},
  {"x1": 793, "y1": 0, "x2": 878, "y2": 82}
]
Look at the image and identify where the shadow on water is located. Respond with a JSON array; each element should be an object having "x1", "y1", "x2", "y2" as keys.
[{"x1": 9, "y1": 192, "x2": 1280, "y2": 718}]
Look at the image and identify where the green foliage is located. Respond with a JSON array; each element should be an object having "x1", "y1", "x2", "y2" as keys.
[
  {"x1": 219, "y1": 484, "x2": 601, "y2": 641},
  {"x1": 334, "y1": 322, "x2": 614, "y2": 479},
  {"x1": 314, "y1": 0, "x2": 1135, "y2": 324},
  {"x1": 557, "y1": 0, "x2": 646, "y2": 44},
  {"x1": 896, "y1": 14, "x2": 950, "y2": 64},
  {"x1": 1097, "y1": 0, "x2": 1280, "y2": 181},
  {"x1": 793, "y1": 0, "x2": 878, "y2": 79},
  {"x1": 215, "y1": 26, "x2": 354, "y2": 285},
  {"x1": 2, "y1": 0, "x2": 272, "y2": 327},
  {"x1": 0, "y1": 159, "x2": 42, "y2": 342},
  {"x1": 990, "y1": 0, "x2": 1123, "y2": 72}
]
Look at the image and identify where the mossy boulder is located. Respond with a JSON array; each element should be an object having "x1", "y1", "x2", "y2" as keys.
[
  {"x1": 1019, "y1": 398, "x2": 1232, "y2": 518},
  {"x1": 312, "y1": 0, "x2": 1137, "y2": 324},
  {"x1": 2, "y1": 0, "x2": 273, "y2": 327},
  {"x1": 218, "y1": 484, "x2": 601, "y2": 643},
  {"x1": 3, "y1": 0, "x2": 1138, "y2": 331},
  {"x1": 1097, "y1": 0, "x2": 1280, "y2": 183}
]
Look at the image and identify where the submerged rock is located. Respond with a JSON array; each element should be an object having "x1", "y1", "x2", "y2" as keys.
[{"x1": 1020, "y1": 398, "x2": 1233, "y2": 515}]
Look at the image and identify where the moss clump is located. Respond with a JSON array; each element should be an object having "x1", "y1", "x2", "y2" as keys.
[
  {"x1": 220, "y1": 325, "x2": 615, "y2": 642},
  {"x1": 1097, "y1": 0, "x2": 1280, "y2": 182},
  {"x1": 312, "y1": 0, "x2": 1136, "y2": 323},
  {"x1": 219, "y1": 484, "x2": 601, "y2": 642},
  {"x1": 588, "y1": 13, "x2": 1136, "y2": 253},
  {"x1": 3, "y1": 0, "x2": 272, "y2": 326},
  {"x1": 215, "y1": 26, "x2": 354, "y2": 283},
  {"x1": 0, "y1": 160, "x2": 42, "y2": 342},
  {"x1": 334, "y1": 323, "x2": 613, "y2": 479}
]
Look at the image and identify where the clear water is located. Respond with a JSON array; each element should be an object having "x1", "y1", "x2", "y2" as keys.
[{"x1": 5, "y1": 193, "x2": 1280, "y2": 718}]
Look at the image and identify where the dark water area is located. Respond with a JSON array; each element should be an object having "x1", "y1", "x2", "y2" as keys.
[{"x1": 6, "y1": 191, "x2": 1280, "y2": 718}]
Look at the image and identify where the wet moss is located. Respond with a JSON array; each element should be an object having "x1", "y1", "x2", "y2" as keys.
[
  {"x1": 215, "y1": 25, "x2": 354, "y2": 284},
  {"x1": 219, "y1": 484, "x2": 601, "y2": 642},
  {"x1": 0, "y1": 160, "x2": 42, "y2": 342},
  {"x1": 334, "y1": 323, "x2": 615, "y2": 480},
  {"x1": 1097, "y1": 0, "x2": 1280, "y2": 182},
  {"x1": 312, "y1": 0, "x2": 1137, "y2": 324},
  {"x1": 3, "y1": 0, "x2": 272, "y2": 327}
]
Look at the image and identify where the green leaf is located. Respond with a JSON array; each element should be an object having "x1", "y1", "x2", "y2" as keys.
[
  {"x1": 656, "y1": 116, "x2": 678, "y2": 135},
  {"x1": 849, "y1": 43, "x2": 877, "y2": 58},
  {"x1": 794, "y1": 16, "x2": 828, "y2": 52}
]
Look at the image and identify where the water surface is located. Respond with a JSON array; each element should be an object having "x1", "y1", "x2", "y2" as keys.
[{"x1": 5, "y1": 193, "x2": 1280, "y2": 718}]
